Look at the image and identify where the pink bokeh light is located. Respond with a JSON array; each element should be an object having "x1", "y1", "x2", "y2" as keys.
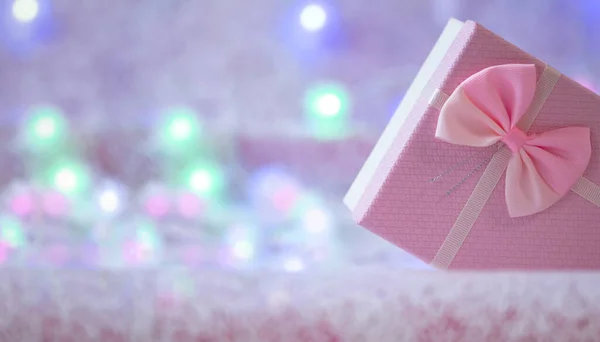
[
  {"x1": 124, "y1": 241, "x2": 153, "y2": 263},
  {"x1": 9, "y1": 193, "x2": 35, "y2": 217},
  {"x1": 272, "y1": 184, "x2": 300, "y2": 213},
  {"x1": 42, "y1": 191, "x2": 69, "y2": 217},
  {"x1": 144, "y1": 195, "x2": 170, "y2": 218},
  {"x1": 177, "y1": 192, "x2": 204, "y2": 218}
]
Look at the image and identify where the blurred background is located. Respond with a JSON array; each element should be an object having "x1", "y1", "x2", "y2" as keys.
[{"x1": 0, "y1": 0, "x2": 597, "y2": 271}]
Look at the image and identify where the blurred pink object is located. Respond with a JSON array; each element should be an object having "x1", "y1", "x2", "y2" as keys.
[
  {"x1": 0, "y1": 269, "x2": 599, "y2": 341},
  {"x1": 345, "y1": 19, "x2": 600, "y2": 270}
]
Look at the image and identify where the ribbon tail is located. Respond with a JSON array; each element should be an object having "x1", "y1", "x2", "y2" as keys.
[
  {"x1": 571, "y1": 177, "x2": 600, "y2": 207},
  {"x1": 431, "y1": 148, "x2": 512, "y2": 269}
]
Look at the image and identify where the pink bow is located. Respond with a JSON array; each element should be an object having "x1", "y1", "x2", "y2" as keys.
[{"x1": 436, "y1": 64, "x2": 592, "y2": 217}]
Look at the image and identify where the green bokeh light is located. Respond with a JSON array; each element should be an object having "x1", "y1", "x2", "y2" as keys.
[
  {"x1": 24, "y1": 106, "x2": 67, "y2": 149},
  {"x1": 49, "y1": 162, "x2": 89, "y2": 195},
  {"x1": 306, "y1": 83, "x2": 349, "y2": 119},
  {"x1": 161, "y1": 107, "x2": 201, "y2": 151},
  {"x1": 0, "y1": 216, "x2": 25, "y2": 248},
  {"x1": 184, "y1": 164, "x2": 224, "y2": 196},
  {"x1": 304, "y1": 83, "x2": 350, "y2": 139},
  {"x1": 136, "y1": 221, "x2": 161, "y2": 248}
]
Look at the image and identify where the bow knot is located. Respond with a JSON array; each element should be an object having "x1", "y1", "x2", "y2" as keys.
[
  {"x1": 435, "y1": 64, "x2": 592, "y2": 217},
  {"x1": 502, "y1": 127, "x2": 529, "y2": 153}
]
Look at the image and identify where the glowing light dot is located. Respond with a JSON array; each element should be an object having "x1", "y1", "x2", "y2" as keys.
[
  {"x1": 302, "y1": 208, "x2": 331, "y2": 233},
  {"x1": 145, "y1": 196, "x2": 170, "y2": 217},
  {"x1": 137, "y1": 229, "x2": 158, "y2": 248},
  {"x1": 10, "y1": 194, "x2": 34, "y2": 217},
  {"x1": 54, "y1": 169, "x2": 77, "y2": 193},
  {"x1": 0, "y1": 217, "x2": 25, "y2": 248},
  {"x1": 300, "y1": 4, "x2": 327, "y2": 31},
  {"x1": 189, "y1": 170, "x2": 213, "y2": 193},
  {"x1": 283, "y1": 257, "x2": 305, "y2": 272},
  {"x1": 12, "y1": 0, "x2": 39, "y2": 23},
  {"x1": 162, "y1": 108, "x2": 200, "y2": 150},
  {"x1": 306, "y1": 84, "x2": 349, "y2": 120},
  {"x1": 99, "y1": 190, "x2": 120, "y2": 213},
  {"x1": 232, "y1": 240, "x2": 254, "y2": 260},
  {"x1": 25, "y1": 107, "x2": 67, "y2": 150},
  {"x1": 169, "y1": 118, "x2": 192, "y2": 140},
  {"x1": 34, "y1": 117, "x2": 57, "y2": 138},
  {"x1": 177, "y1": 193, "x2": 203, "y2": 218},
  {"x1": 43, "y1": 191, "x2": 69, "y2": 217},
  {"x1": 316, "y1": 93, "x2": 342, "y2": 117}
]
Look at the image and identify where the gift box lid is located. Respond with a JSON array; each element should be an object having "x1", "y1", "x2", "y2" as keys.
[{"x1": 344, "y1": 19, "x2": 600, "y2": 270}]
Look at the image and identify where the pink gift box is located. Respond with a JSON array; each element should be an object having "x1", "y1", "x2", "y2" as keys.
[{"x1": 345, "y1": 19, "x2": 600, "y2": 270}]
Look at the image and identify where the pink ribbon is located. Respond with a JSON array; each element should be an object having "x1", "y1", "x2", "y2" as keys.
[{"x1": 435, "y1": 64, "x2": 592, "y2": 217}]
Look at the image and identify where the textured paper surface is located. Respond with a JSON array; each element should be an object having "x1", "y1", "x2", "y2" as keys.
[{"x1": 349, "y1": 21, "x2": 600, "y2": 270}]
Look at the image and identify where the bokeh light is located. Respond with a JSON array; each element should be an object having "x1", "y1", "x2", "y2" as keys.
[
  {"x1": 9, "y1": 193, "x2": 34, "y2": 217},
  {"x1": 124, "y1": 220, "x2": 162, "y2": 264},
  {"x1": 305, "y1": 83, "x2": 350, "y2": 139},
  {"x1": 96, "y1": 181, "x2": 127, "y2": 216},
  {"x1": 144, "y1": 196, "x2": 170, "y2": 218},
  {"x1": 23, "y1": 105, "x2": 67, "y2": 150},
  {"x1": 232, "y1": 240, "x2": 254, "y2": 260},
  {"x1": 306, "y1": 84, "x2": 348, "y2": 118},
  {"x1": 248, "y1": 166, "x2": 302, "y2": 219},
  {"x1": 42, "y1": 190, "x2": 69, "y2": 217},
  {"x1": 300, "y1": 4, "x2": 327, "y2": 32},
  {"x1": 283, "y1": 256, "x2": 305, "y2": 272},
  {"x1": 227, "y1": 223, "x2": 257, "y2": 263},
  {"x1": 6, "y1": 184, "x2": 35, "y2": 217},
  {"x1": 184, "y1": 163, "x2": 225, "y2": 197},
  {"x1": 160, "y1": 107, "x2": 201, "y2": 153},
  {"x1": 176, "y1": 192, "x2": 204, "y2": 219},
  {"x1": 301, "y1": 206, "x2": 332, "y2": 234},
  {"x1": 0, "y1": 216, "x2": 26, "y2": 248},
  {"x1": 48, "y1": 161, "x2": 89, "y2": 195},
  {"x1": 137, "y1": 223, "x2": 161, "y2": 248},
  {"x1": 99, "y1": 189, "x2": 119, "y2": 213},
  {"x1": 141, "y1": 184, "x2": 172, "y2": 218},
  {"x1": 12, "y1": 0, "x2": 40, "y2": 24}
]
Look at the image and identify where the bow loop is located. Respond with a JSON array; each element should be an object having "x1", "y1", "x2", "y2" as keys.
[
  {"x1": 435, "y1": 64, "x2": 592, "y2": 217},
  {"x1": 435, "y1": 64, "x2": 537, "y2": 147}
]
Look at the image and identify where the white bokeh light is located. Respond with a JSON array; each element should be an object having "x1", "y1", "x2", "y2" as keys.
[
  {"x1": 300, "y1": 4, "x2": 327, "y2": 32},
  {"x1": 283, "y1": 257, "x2": 305, "y2": 272},
  {"x1": 190, "y1": 170, "x2": 212, "y2": 193},
  {"x1": 316, "y1": 94, "x2": 342, "y2": 116},
  {"x1": 99, "y1": 189, "x2": 120, "y2": 214},
  {"x1": 232, "y1": 240, "x2": 255, "y2": 260},
  {"x1": 12, "y1": 0, "x2": 39, "y2": 23},
  {"x1": 302, "y1": 207, "x2": 332, "y2": 234}
]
